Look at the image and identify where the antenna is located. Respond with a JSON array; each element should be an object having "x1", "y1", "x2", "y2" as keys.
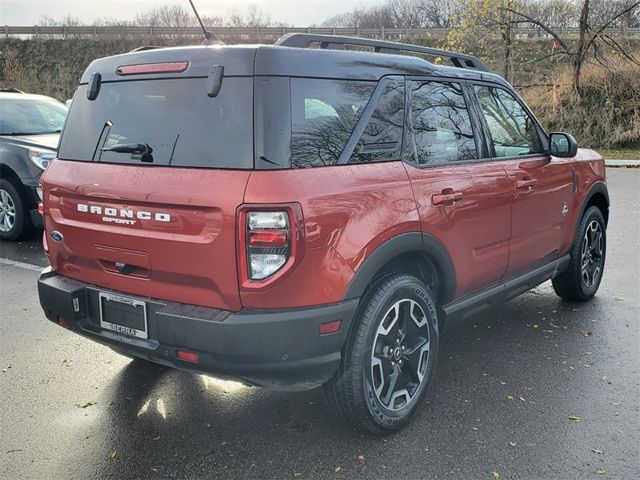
[{"x1": 187, "y1": 0, "x2": 224, "y2": 45}]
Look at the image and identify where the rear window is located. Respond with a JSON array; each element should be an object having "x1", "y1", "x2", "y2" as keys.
[{"x1": 58, "y1": 78, "x2": 253, "y2": 169}]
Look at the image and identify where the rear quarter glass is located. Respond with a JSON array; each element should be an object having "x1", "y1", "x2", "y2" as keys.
[{"x1": 58, "y1": 78, "x2": 253, "y2": 169}]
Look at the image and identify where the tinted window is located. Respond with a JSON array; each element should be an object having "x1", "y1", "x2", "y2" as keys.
[
  {"x1": 290, "y1": 79, "x2": 375, "y2": 168},
  {"x1": 0, "y1": 99, "x2": 67, "y2": 135},
  {"x1": 58, "y1": 78, "x2": 253, "y2": 169},
  {"x1": 349, "y1": 79, "x2": 404, "y2": 164},
  {"x1": 474, "y1": 85, "x2": 541, "y2": 158},
  {"x1": 408, "y1": 81, "x2": 477, "y2": 165}
]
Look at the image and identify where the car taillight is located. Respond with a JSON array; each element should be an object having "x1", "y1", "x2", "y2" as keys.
[
  {"x1": 246, "y1": 211, "x2": 290, "y2": 280},
  {"x1": 238, "y1": 204, "x2": 304, "y2": 287}
]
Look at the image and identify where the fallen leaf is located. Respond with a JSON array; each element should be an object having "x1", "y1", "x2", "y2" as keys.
[
  {"x1": 109, "y1": 450, "x2": 118, "y2": 460},
  {"x1": 580, "y1": 331, "x2": 593, "y2": 337},
  {"x1": 357, "y1": 455, "x2": 365, "y2": 461},
  {"x1": 568, "y1": 416, "x2": 581, "y2": 422},
  {"x1": 592, "y1": 449, "x2": 603, "y2": 454},
  {"x1": 595, "y1": 469, "x2": 607, "y2": 475},
  {"x1": 335, "y1": 467, "x2": 342, "y2": 473},
  {"x1": 79, "y1": 401, "x2": 96, "y2": 408},
  {"x1": 506, "y1": 395, "x2": 514, "y2": 401},
  {"x1": 491, "y1": 472, "x2": 500, "y2": 479},
  {"x1": 509, "y1": 442, "x2": 517, "y2": 447},
  {"x1": 152, "y1": 436, "x2": 161, "y2": 441}
]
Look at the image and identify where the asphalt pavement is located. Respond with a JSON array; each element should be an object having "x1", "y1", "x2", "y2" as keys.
[{"x1": 1, "y1": 168, "x2": 638, "y2": 480}]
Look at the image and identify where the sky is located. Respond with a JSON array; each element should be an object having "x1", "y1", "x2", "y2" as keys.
[{"x1": 0, "y1": 0, "x2": 372, "y2": 26}]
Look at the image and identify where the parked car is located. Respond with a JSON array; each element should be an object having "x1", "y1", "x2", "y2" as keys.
[
  {"x1": 37, "y1": 35, "x2": 608, "y2": 434},
  {"x1": 0, "y1": 89, "x2": 67, "y2": 240}
]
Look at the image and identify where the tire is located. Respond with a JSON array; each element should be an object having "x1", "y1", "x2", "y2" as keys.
[
  {"x1": 324, "y1": 274, "x2": 439, "y2": 435},
  {"x1": 552, "y1": 206, "x2": 607, "y2": 302},
  {"x1": 0, "y1": 178, "x2": 33, "y2": 241}
]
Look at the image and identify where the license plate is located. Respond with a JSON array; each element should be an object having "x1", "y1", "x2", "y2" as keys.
[{"x1": 99, "y1": 292, "x2": 148, "y2": 339}]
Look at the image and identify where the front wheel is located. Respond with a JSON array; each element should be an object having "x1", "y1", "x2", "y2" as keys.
[
  {"x1": 324, "y1": 274, "x2": 439, "y2": 434},
  {"x1": 0, "y1": 179, "x2": 33, "y2": 241},
  {"x1": 552, "y1": 206, "x2": 607, "y2": 301}
]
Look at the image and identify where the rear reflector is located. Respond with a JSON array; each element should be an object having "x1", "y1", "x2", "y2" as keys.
[
  {"x1": 249, "y1": 230, "x2": 288, "y2": 246},
  {"x1": 57, "y1": 316, "x2": 71, "y2": 328},
  {"x1": 319, "y1": 320, "x2": 342, "y2": 335},
  {"x1": 176, "y1": 350, "x2": 199, "y2": 363},
  {"x1": 116, "y1": 62, "x2": 189, "y2": 76}
]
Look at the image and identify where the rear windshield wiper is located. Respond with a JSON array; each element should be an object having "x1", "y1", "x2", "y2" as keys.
[{"x1": 101, "y1": 143, "x2": 154, "y2": 162}]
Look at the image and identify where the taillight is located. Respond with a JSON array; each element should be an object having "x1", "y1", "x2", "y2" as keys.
[
  {"x1": 246, "y1": 211, "x2": 290, "y2": 280},
  {"x1": 238, "y1": 204, "x2": 304, "y2": 287}
]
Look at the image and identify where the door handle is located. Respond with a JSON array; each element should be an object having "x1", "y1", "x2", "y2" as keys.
[
  {"x1": 516, "y1": 178, "x2": 538, "y2": 190},
  {"x1": 432, "y1": 190, "x2": 464, "y2": 206}
]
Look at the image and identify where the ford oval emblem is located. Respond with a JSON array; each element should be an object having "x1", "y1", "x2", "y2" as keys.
[{"x1": 51, "y1": 230, "x2": 64, "y2": 242}]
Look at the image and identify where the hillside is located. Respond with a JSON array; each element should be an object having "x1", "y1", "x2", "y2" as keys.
[{"x1": 1, "y1": 36, "x2": 638, "y2": 149}]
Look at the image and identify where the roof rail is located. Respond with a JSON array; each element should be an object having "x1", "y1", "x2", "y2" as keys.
[
  {"x1": 274, "y1": 33, "x2": 489, "y2": 72},
  {"x1": 0, "y1": 88, "x2": 25, "y2": 94}
]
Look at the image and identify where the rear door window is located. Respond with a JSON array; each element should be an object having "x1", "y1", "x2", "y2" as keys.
[
  {"x1": 58, "y1": 77, "x2": 253, "y2": 169},
  {"x1": 407, "y1": 80, "x2": 478, "y2": 165}
]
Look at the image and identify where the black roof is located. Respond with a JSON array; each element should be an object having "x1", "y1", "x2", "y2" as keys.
[{"x1": 80, "y1": 35, "x2": 508, "y2": 87}]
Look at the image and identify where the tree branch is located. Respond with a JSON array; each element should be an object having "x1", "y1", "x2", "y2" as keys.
[
  {"x1": 584, "y1": 2, "x2": 640, "y2": 52},
  {"x1": 501, "y1": 8, "x2": 570, "y2": 51}
]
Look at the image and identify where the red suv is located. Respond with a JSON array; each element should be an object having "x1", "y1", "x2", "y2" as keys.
[{"x1": 38, "y1": 34, "x2": 609, "y2": 434}]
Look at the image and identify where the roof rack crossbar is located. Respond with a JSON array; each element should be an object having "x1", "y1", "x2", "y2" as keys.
[{"x1": 274, "y1": 33, "x2": 490, "y2": 72}]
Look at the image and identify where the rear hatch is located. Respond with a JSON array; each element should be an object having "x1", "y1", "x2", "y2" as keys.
[{"x1": 42, "y1": 46, "x2": 257, "y2": 310}]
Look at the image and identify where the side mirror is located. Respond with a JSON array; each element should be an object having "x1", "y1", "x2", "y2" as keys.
[{"x1": 549, "y1": 132, "x2": 578, "y2": 158}]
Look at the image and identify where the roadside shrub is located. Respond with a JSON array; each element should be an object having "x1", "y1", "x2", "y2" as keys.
[{"x1": 523, "y1": 61, "x2": 640, "y2": 149}]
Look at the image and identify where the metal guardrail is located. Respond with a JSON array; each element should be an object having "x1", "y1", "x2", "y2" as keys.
[{"x1": 2, "y1": 25, "x2": 640, "y2": 39}]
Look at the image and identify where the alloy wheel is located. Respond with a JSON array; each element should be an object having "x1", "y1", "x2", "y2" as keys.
[
  {"x1": 0, "y1": 188, "x2": 16, "y2": 233},
  {"x1": 581, "y1": 220, "x2": 604, "y2": 288},
  {"x1": 370, "y1": 298, "x2": 431, "y2": 411}
]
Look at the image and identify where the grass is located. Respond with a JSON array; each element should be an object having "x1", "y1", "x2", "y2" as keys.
[{"x1": 597, "y1": 149, "x2": 640, "y2": 160}]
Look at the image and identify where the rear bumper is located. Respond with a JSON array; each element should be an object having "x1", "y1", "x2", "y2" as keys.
[{"x1": 38, "y1": 268, "x2": 358, "y2": 391}]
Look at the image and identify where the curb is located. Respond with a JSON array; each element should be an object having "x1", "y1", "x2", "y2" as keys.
[{"x1": 605, "y1": 160, "x2": 640, "y2": 168}]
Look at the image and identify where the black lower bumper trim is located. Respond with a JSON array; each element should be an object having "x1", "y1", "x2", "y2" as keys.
[{"x1": 38, "y1": 269, "x2": 359, "y2": 391}]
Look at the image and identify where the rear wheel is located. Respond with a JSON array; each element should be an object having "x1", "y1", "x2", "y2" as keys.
[
  {"x1": 552, "y1": 206, "x2": 607, "y2": 301},
  {"x1": 0, "y1": 178, "x2": 33, "y2": 241},
  {"x1": 324, "y1": 274, "x2": 439, "y2": 434}
]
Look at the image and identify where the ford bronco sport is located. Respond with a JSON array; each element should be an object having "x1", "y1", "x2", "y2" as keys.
[{"x1": 37, "y1": 34, "x2": 609, "y2": 434}]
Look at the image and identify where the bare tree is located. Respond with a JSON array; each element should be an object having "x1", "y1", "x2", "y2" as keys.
[
  {"x1": 323, "y1": 0, "x2": 455, "y2": 29},
  {"x1": 505, "y1": 0, "x2": 640, "y2": 93},
  {"x1": 447, "y1": 0, "x2": 522, "y2": 83}
]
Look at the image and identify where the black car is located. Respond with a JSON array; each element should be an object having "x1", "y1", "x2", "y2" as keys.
[{"x1": 0, "y1": 89, "x2": 68, "y2": 240}]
